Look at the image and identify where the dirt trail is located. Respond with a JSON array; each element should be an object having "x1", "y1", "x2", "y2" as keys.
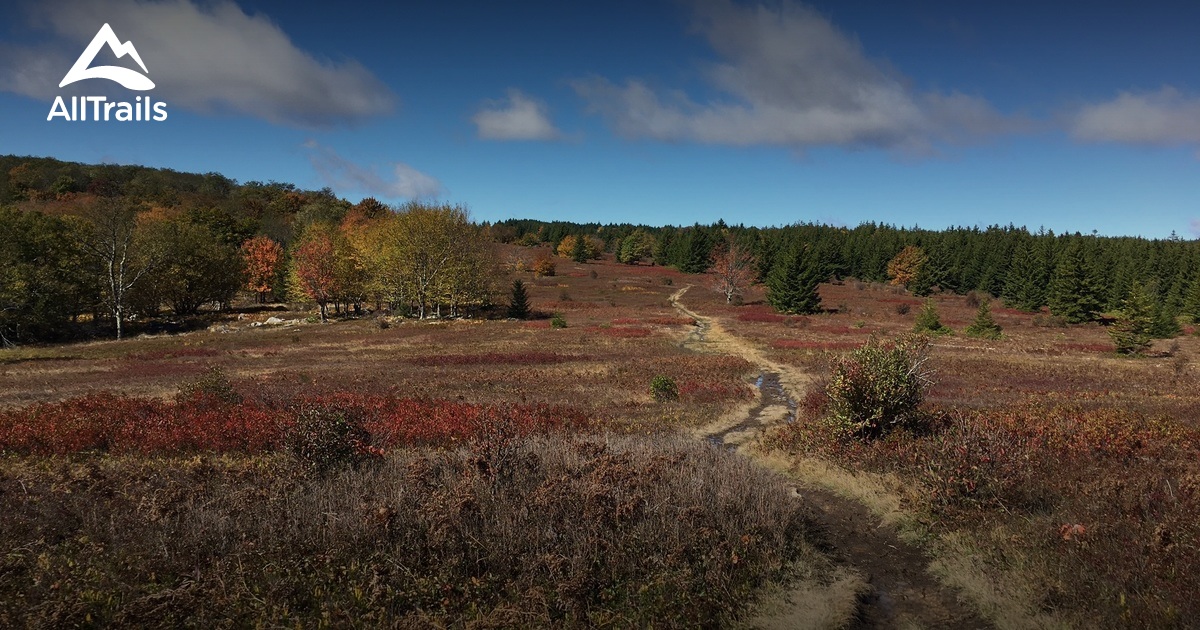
[{"x1": 669, "y1": 286, "x2": 992, "y2": 630}]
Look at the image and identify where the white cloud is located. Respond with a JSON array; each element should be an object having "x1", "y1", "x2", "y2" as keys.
[
  {"x1": 1070, "y1": 87, "x2": 1200, "y2": 147},
  {"x1": 472, "y1": 89, "x2": 563, "y2": 141},
  {"x1": 305, "y1": 141, "x2": 442, "y2": 200},
  {"x1": 0, "y1": 0, "x2": 394, "y2": 127},
  {"x1": 573, "y1": 0, "x2": 1021, "y2": 152},
  {"x1": 1190, "y1": 218, "x2": 1200, "y2": 238}
]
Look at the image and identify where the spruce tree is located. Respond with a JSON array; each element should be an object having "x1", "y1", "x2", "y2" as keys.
[
  {"x1": 1110, "y1": 283, "x2": 1155, "y2": 355},
  {"x1": 506, "y1": 279, "x2": 530, "y2": 319},
  {"x1": 1049, "y1": 242, "x2": 1101, "y2": 323},
  {"x1": 1003, "y1": 240, "x2": 1046, "y2": 311},
  {"x1": 913, "y1": 298, "x2": 951, "y2": 335},
  {"x1": 570, "y1": 234, "x2": 589, "y2": 263},
  {"x1": 911, "y1": 244, "x2": 949, "y2": 297},
  {"x1": 965, "y1": 299, "x2": 1002, "y2": 339},
  {"x1": 1184, "y1": 274, "x2": 1200, "y2": 324},
  {"x1": 766, "y1": 245, "x2": 822, "y2": 314}
]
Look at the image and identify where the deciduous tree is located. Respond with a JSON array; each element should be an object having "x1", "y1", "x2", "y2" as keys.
[
  {"x1": 887, "y1": 245, "x2": 927, "y2": 289},
  {"x1": 709, "y1": 243, "x2": 757, "y2": 304},
  {"x1": 241, "y1": 235, "x2": 284, "y2": 304}
]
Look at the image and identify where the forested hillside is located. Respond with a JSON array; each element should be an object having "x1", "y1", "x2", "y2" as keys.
[{"x1": 3, "y1": 155, "x2": 1199, "y2": 346}]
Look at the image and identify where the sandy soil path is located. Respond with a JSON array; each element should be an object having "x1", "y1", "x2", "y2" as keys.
[{"x1": 669, "y1": 286, "x2": 992, "y2": 630}]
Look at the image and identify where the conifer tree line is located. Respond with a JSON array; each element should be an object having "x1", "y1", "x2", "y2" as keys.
[
  {"x1": 1, "y1": 157, "x2": 492, "y2": 344},
  {"x1": 497, "y1": 219, "x2": 1200, "y2": 326}
]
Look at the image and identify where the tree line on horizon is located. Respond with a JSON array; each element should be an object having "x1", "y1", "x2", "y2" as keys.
[
  {"x1": 496, "y1": 218, "x2": 1200, "y2": 327},
  {"x1": 3, "y1": 155, "x2": 1199, "y2": 346}
]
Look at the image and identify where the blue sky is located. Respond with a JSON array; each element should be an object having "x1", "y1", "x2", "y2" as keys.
[{"x1": 1, "y1": 0, "x2": 1198, "y2": 237}]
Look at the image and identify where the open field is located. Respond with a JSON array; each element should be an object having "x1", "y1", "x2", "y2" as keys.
[{"x1": 3, "y1": 247, "x2": 1199, "y2": 627}]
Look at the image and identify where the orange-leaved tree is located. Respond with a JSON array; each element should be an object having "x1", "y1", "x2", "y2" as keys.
[
  {"x1": 887, "y1": 245, "x2": 927, "y2": 289},
  {"x1": 290, "y1": 228, "x2": 338, "y2": 321},
  {"x1": 710, "y1": 243, "x2": 757, "y2": 304},
  {"x1": 241, "y1": 235, "x2": 283, "y2": 304}
]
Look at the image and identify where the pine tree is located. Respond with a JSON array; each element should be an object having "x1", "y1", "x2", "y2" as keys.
[
  {"x1": 1110, "y1": 283, "x2": 1155, "y2": 355},
  {"x1": 913, "y1": 298, "x2": 951, "y2": 335},
  {"x1": 1184, "y1": 272, "x2": 1200, "y2": 323},
  {"x1": 1150, "y1": 299, "x2": 1181, "y2": 339},
  {"x1": 766, "y1": 245, "x2": 822, "y2": 314},
  {"x1": 1003, "y1": 240, "x2": 1046, "y2": 311},
  {"x1": 1049, "y1": 242, "x2": 1101, "y2": 323},
  {"x1": 965, "y1": 299, "x2": 1002, "y2": 339},
  {"x1": 911, "y1": 244, "x2": 949, "y2": 297},
  {"x1": 570, "y1": 233, "x2": 589, "y2": 263},
  {"x1": 507, "y1": 279, "x2": 530, "y2": 319}
]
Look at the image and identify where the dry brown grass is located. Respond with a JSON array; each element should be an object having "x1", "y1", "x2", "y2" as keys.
[{"x1": 0, "y1": 433, "x2": 833, "y2": 627}]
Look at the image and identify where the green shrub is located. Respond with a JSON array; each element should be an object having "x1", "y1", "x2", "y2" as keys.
[
  {"x1": 285, "y1": 408, "x2": 372, "y2": 474},
  {"x1": 826, "y1": 335, "x2": 933, "y2": 440},
  {"x1": 550, "y1": 313, "x2": 567, "y2": 329},
  {"x1": 965, "y1": 299, "x2": 1002, "y2": 340},
  {"x1": 913, "y1": 298, "x2": 951, "y2": 335},
  {"x1": 177, "y1": 365, "x2": 241, "y2": 405},
  {"x1": 650, "y1": 375, "x2": 679, "y2": 402}
]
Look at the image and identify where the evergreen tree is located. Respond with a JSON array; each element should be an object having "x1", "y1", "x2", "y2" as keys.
[
  {"x1": 1185, "y1": 274, "x2": 1200, "y2": 323},
  {"x1": 1150, "y1": 299, "x2": 1181, "y2": 339},
  {"x1": 506, "y1": 279, "x2": 530, "y2": 319},
  {"x1": 911, "y1": 244, "x2": 950, "y2": 297},
  {"x1": 1110, "y1": 283, "x2": 1155, "y2": 355},
  {"x1": 1003, "y1": 240, "x2": 1047, "y2": 311},
  {"x1": 965, "y1": 299, "x2": 1002, "y2": 339},
  {"x1": 1048, "y1": 242, "x2": 1102, "y2": 323},
  {"x1": 913, "y1": 298, "x2": 951, "y2": 335},
  {"x1": 570, "y1": 233, "x2": 589, "y2": 263},
  {"x1": 766, "y1": 245, "x2": 822, "y2": 314},
  {"x1": 677, "y1": 228, "x2": 713, "y2": 274}
]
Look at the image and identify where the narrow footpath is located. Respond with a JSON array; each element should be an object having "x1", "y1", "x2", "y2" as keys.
[{"x1": 669, "y1": 286, "x2": 992, "y2": 630}]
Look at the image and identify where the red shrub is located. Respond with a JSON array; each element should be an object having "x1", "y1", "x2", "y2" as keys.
[
  {"x1": 771, "y1": 339, "x2": 861, "y2": 351},
  {"x1": 124, "y1": 347, "x2": 222, "y2": 361},
  {"x1": 587, "y1": 326, "x2": 652, "y2": 338},
  {"x1": 678, "y1": 379, "x2": 753, "y2": 404},
  {"x1": 411, "y1": 352, "x2": 580, "y2": 367},
  {"x1": 0, "y1": 392, "x2": 588, "y2": 456},
  {"x1": 646, "y1": 317, "x2": 695, "y2": 327}
]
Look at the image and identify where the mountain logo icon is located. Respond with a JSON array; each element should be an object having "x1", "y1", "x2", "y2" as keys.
[{"x1": 59, "y1": 23, "x2": 155, "y2": 91}]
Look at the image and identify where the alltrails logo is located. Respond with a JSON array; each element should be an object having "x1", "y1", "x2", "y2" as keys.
[{"x1": 47, "y1": 23, "x2": 168, "y2": 122}]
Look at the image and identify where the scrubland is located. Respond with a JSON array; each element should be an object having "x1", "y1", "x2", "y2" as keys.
[{"x1": 3, "y1": 250, "x2": 1198, "y2": 628}]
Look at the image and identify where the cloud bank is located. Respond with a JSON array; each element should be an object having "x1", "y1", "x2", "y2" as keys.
[
  {"x1": 472, "y1": 89, "x2": 563, "y2": 141},
  {"x1": 573, "y1": 0, "x2": 1021, "y2": 153},
  {"x1": 1070, "y1": 87, "x2": 1200, "y2": 148},
  {"x1": 305, "y1": 141, "x2": 442, "y2": 200},
  {"x1": 0, "y1": 0, "x2": 395, "y2": 127}
]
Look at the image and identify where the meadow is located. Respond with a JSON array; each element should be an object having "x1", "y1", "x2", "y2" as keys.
[{"x1": 2, "y1": 246, "x2": 1198, "y2": 627}]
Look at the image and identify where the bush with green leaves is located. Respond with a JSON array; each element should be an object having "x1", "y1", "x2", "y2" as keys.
[
  {"x1": 285, "y1": 407, "x2": 372, "y2": 474},
  {"x1": 177, "y1": 365, "x2": 241, "y2": 405},
  {"x1": 550, "y1": 313, "x2": 567, "y2": 329},
  {"x1": 650, "y1": 375, "x2": 679, "y2": 402},
  {"x1": 826, "y1": 335, "x2": 934, "y2": 440}
]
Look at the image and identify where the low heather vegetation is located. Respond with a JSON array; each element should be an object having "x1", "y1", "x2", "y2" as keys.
[{"x1": 0, "y1": 434, "x2": 821, "y2": 627}]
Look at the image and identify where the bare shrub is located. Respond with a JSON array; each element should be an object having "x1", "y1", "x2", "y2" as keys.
[{"x1": 0, "y1": 434, "x2": 821, "y2": 627}]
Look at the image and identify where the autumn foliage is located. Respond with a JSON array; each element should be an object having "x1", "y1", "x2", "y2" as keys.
[
  {"x1": 886, "y1": 245, "x2": 927, "y2": 288},
  {"x1": 0, "y1": 391, "x2": 587, "y2": 456},
  {"x1": 709, "y1": 243, "x2": 757, "y2": 304},
  {"x1": 240, "y1": 235, "x2": 283, "y2": 303}
]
